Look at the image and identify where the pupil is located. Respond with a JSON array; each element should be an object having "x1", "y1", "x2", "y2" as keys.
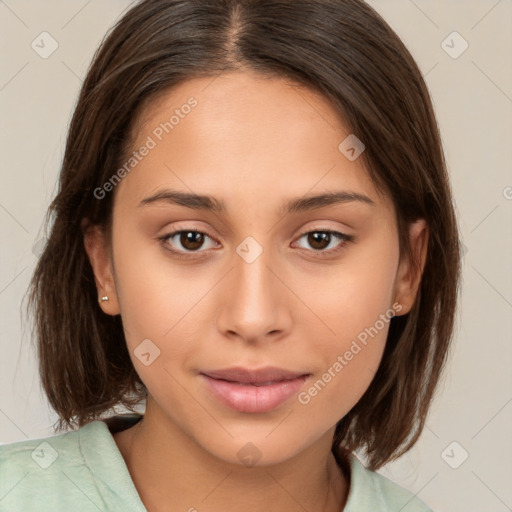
[
  {"x1": 181, "y1": 231, "x2": 204, "y2": 250},
  {"x1": 309, "y1": 232, "x2": 330, "y2": 250}
]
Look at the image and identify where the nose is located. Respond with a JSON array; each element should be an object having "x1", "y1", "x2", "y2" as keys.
[{"x1": 216, "y1": 243, "x2": 292, "y2": 344}]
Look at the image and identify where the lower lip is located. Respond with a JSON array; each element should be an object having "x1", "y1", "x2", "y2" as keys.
[{"x1": 200, "y1": 374, "x2": 308, "y2": 413}]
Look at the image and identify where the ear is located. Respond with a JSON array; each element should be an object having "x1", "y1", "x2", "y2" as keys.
[
  {"x1": 81, "y1": 218, "x2": 121, "y2": 316},
  {"x1": 393, "y1": 219, "x2": 429, "y2": 316}
]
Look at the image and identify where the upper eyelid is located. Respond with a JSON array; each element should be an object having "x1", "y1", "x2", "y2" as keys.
[
  {"x1": 163, "y1": 225, "x2": 351, "y2": 238},
  {"x1": 163, "y1": 218, "x2": 353, "y2": 235}
]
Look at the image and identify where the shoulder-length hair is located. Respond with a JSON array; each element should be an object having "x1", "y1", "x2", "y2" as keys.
[{"x1": 26, "y1": 0, "x2": 461, "y2": 470}]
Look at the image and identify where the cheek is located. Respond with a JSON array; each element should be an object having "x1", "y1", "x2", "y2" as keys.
[
  {"x1": 294, "y1": 236, "x2": 399, "y2": 418},
  {"x1": 296, "y1": 281, "x2": 395, "y2": 426},
  {"x1": 304, "y1": 231, "x2": 399, "y2": 344},
  {"x1": 111, "y1": 229, "x2": 216, "y2": 390},
  {"x1": 296, "y1": 334, "x2": 387, "y2": 429},
  {"x1": 112, "y1": 239, "x2": 209, "y2": 407},
  {"x1": 112, "y1": 222, "x2": 203, "y2": 333}
]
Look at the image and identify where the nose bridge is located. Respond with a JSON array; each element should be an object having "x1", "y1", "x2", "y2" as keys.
[{"x1": 218, "y1": 237, "x2": 287, "y2": 340}]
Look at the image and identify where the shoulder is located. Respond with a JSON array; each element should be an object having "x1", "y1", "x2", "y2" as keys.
[
  {"x1": 0, "y1": 419, "x2": 144, "y2": 511},
  {"x1": 0, "y1": 423, "x2": 85, "y2": 509},
  {"x1": 0, "y1": 422, "x2": 83, "y2": 478},
  {"x1": 343, "y1": 453, "x2": 433, "y2": 512}
]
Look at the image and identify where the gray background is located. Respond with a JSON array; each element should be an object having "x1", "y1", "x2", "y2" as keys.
[{"x1": 1, "y1": 1, "x2": 511, "y2": 511}]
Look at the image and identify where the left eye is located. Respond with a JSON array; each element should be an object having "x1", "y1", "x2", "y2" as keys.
[{"x1": 294, "y1": 230, "x2": 352, "y2": 253}]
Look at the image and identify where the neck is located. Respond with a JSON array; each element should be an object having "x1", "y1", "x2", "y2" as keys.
[{"x1": 114, "y1": 401, "x2": 349, "y2": 512}]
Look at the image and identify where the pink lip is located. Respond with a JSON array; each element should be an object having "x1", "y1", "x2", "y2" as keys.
[{"x1": 200, "y1": 367, "x2": 310, "y2": 413}]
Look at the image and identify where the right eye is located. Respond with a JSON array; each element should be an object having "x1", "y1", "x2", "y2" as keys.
[{"x1": 159, "y1": 229, "x2": 220, "y2": 256}]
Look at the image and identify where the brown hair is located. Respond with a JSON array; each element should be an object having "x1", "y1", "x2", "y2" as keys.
[{"x1": 26, "y1": 0, "x2": 461, "y2": 470}]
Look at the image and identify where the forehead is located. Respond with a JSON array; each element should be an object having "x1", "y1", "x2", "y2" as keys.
[
  {"x1": 135, "y1": 70, "x2": 341, "y2": 139},
  {"x1": 115, "y1": 70, "x2": 390, "y2": 216}
]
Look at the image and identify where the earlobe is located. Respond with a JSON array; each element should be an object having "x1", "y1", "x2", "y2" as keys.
[
  {"x1": 81, "y1": 218, "x2": 121, "y2": 315},
  {"x1": 393, "y1": 219, "x2": 429, "y2": 316}
]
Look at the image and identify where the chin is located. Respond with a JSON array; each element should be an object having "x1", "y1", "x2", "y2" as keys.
[{"x1": 193, "y1": 423, "x2": 321, "y2": 469}]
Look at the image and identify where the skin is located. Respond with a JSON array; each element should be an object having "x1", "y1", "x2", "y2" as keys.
[{"x1": 83, "y1": 70, "x2": 428, "y2": 512}]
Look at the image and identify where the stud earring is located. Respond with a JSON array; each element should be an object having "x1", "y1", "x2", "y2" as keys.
[{"x1": 99, "y1": 296, "x2": 109, "y2": 303}]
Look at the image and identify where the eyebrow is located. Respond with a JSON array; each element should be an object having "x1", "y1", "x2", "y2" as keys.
[{"x1": 138, "y1": 189, "x2": 375, "y2": 214}]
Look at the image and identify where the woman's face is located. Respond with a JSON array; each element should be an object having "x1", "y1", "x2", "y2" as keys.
[{"x1": 88, "y1": 70, "x2": 424, "y2": 466}]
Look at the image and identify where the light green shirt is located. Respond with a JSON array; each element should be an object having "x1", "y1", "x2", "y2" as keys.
[{"x1": 0, "y1": 415, "x2": 432, "y2": 511}]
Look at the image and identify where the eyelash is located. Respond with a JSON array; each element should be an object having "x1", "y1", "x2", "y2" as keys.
[{"x1": 158, "y1": 227, "x2": 354, "y2": 260}]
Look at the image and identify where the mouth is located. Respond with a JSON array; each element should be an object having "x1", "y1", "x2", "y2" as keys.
[{"x1": 199, "y1": 366, "x2": 311, "y2": 413}]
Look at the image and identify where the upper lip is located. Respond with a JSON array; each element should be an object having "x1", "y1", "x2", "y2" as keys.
[{"x1": 201, "y1": 366, "x2": 310, "y2": 384}]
